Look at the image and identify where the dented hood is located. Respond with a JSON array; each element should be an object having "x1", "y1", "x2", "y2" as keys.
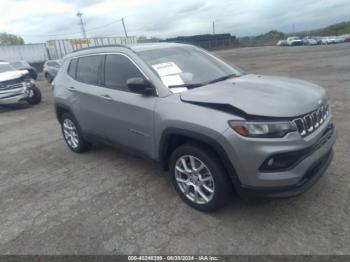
[
  {"x1": 180, "y1": 74, "x2": 327, "y2": 118},
  {"x1": 0, "y1": 70, "x2": 28, "y2": 82}
]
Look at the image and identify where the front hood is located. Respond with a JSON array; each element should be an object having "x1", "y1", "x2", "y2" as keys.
[
  {"x1": 180, "y1": 74, "x2": 327, "y2": 118},
  {"x1": 0, "y1": 70, "x2": 28, "y2": 82}
]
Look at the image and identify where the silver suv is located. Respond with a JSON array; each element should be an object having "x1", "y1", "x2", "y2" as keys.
[
  {"x1": 53, "y1": 43, "x2": 336, "y2": 211},
  {"x1": 43, "y1": 60, "x2": 61, "y2": 83}
]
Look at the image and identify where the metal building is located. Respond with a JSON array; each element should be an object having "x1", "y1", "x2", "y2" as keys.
[{"x1": 46, "y1": 36, "x2": 138, "y2": 59}]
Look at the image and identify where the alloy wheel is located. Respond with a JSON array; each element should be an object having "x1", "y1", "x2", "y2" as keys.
[
  {"x1": 175, "y1": 155, "x2": 215, "y2": 205},
  {"x1": 63, "y1": 118, "x2": 79, "y2": 149}
]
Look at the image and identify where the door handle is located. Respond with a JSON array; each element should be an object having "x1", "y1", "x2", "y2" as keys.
[
  {"x1": 100, "y1": 94, "x2": 112, "y2": 101},
  {"x1": 67, "y1": 86, "x2": 76, "y2": 92}
]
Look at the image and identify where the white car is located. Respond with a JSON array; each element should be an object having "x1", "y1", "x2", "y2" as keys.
[
  {"x1": 322, "y1": 36, "x2": 337, "y2": 44},
  {"x1": 303, "y1": 38, "x2": 318, "y2": 45},
  {"x1": 0, "y1": 62, "x2": 41, "y2": 105},
  {"x1": 334, "y1": 36, "x2": 345, "y2": 43},
  {"x1": 286, "y1": 36, "x2": 303, "y2": 46},
  {"x1": 276, "y1": 40, "x2": 288, "y2": 46}
]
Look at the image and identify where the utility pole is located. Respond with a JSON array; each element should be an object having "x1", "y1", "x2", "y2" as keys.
[
  {"x1": 121, "y1": 17, "x2": 128, "y2": 37},
  {"x1": 77, "y1": 11, "x2": 87, "y2": 38},
  {"x1": 292, "y1": 23, "x2": 295, "y2": 34},
  {"x1": 212, "y1": 21, "x2": 216, "y2": 35}
]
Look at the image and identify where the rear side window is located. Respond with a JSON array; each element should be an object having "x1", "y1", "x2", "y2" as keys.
[
  {"x1": 76, "y1": 55, "x2": 103, "y2": 85},
  {"x1": 67, "y1": 59, "x2": 77, "y2": 79},
  {"x1": 104, "y1": 54, "x2": 144, "y2": 91}
]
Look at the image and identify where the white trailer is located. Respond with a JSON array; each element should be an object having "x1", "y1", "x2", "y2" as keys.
[{"x1": 0, "y1": 43, "x2": 49, "y2": 63}]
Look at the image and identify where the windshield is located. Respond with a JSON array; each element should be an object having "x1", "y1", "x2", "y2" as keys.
[
  {"x1": 138, "y1": 46, "x2": 243, "y2": 92},
  {"x1": 0, "y1": 63, "x2": 15, "y2": 73},
  {"x1": 10, "y1": 61, "x2": 29, "y2": 69}
]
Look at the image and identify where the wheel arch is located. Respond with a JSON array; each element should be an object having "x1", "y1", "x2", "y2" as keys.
[
  {"x1": 158, "y1": 128, "x2": 241, "y2": 186},
  {"x1": 55, "y1": 103, "x2": 75, "y2": 123}
]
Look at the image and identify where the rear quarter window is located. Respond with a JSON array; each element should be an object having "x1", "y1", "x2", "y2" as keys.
[{"x1": 67, "y1": 59, "x2": 77, "y2": 79}]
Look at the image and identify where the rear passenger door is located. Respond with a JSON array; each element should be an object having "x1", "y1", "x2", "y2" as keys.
[
  {"x1": 100, "y1": 53, "x2": 157, "y2": 157},
  {"x1": 71, "y1": 55, "x2": 111, "y2": 137}
]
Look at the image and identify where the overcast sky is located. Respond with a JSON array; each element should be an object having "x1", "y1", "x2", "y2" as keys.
[{"x1": 1, "y1": 0, "x2": 350, "y2": 43}]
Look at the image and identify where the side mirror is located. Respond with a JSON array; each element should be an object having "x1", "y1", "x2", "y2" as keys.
[{"x1": 127, "y1": 77, "x2": 154, "y2": 95}]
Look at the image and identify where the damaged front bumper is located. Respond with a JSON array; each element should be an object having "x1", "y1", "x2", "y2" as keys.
[{"x1": 0, "y1": 83, "x2": 31, "y2": 105}]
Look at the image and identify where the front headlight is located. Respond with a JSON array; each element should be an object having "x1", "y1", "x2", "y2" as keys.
[
  {"x1": 228, "y1": 121, "x2": 297, "y2": 138},
  {"x1": 24, "y1": 79, "x2": 35, "y2": 88}
]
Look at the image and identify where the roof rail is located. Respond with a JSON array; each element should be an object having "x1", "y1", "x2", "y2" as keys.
[{"x1": 72, "y1": 44, "x2": 131, "y2": 53}]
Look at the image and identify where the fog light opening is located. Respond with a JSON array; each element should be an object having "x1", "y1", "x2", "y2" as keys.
[{"x1": 267, "y1": 158, "x2": 274, "y2": 167}]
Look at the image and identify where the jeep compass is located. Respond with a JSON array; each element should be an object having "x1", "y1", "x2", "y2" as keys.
[{"x1": 53, "y1": 43, "x2": 336, "y2": 211}]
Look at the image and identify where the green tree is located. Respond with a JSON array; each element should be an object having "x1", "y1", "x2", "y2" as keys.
[{"x1": 0, "y1": 33, "x2": 24, "y2": 45}]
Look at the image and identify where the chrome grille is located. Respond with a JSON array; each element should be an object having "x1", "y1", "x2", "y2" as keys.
[
  {"x1": 293, "y1": 104, "x2": 329, "y2": 136},
  {"x1": 0, "y1": 78, "x2": 24, "y2": 91},
  {"x1": 1, "y1": 83, "x2": 23, "y2": 90}
]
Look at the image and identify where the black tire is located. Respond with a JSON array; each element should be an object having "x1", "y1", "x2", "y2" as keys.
[
  {"x1": 45, "y1": 73, "x2": 52, "y2": 83},
  {"x1": 169, "y1": 142, "x2": 232, "y2": 212},
  {"x1": 60, "y1": 113, "x2": 91, "y2": 153},
  {"x1": 26, "y1": 86, "x2": 42, "y2": 105},
  {"x1": 29, "y1": 69, "x2": 38, "y2": 80}
]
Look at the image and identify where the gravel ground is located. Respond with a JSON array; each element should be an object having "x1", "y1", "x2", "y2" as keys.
[{"x1": 0, "y1": 43, "x2": 349, "y2": 255}]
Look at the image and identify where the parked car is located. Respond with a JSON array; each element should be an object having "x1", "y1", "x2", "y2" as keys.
[
  {"x1": 10, "y1": 60, "x2": 38, "y2": 80},
  {"x1": 334, "y1": 36, "x2": 345, "y2": 43},
  {"x1": 276, "y1": 40, "x2": 288, "y2": 46},
  {"x1": 53, "y1": 43, "x2": 336, "y2": 211},
  {"x1": 303, "y1": 37, "x2": 318, "y2": 45},
  {"x1": 286, "y1": 36, "x2": 303, "y2": 46},
  {"x1": 43, "y1": 59, "x2": 61, "y2": 83},
  {"x1": 0, "y1": 62, "x2": 41, "y2": 105},
  {"x1": 322, "y1": 36, "x2": 337, "y2": 45}
]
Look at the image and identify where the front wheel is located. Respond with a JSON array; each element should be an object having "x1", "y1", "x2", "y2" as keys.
[
  {"x1": 169, "y1": 143, "x2": 232, "y2": 212},
  {"x1": 26, "y1": 86, "x2": 41, "y2": 105}
]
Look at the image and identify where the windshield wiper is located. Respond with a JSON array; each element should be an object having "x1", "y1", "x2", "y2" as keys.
[
  {"x1": 168, "y1": 83, "x2": 203, "y2": 89},
  {"x1": 206, "y1": 73, "x2": 237, "y2": 85}
]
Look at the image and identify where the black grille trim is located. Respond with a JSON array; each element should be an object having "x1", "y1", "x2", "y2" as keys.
[{"x1": 293, "y1": 104, "x2": 329, "y2": 137}]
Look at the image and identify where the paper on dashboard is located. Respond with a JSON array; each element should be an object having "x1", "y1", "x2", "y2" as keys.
[
  {"x1": 152, "y1": 62, "x2": 182, "y2": 77},
  {"x1": 160, "y1": 74, "x2": 184, "y2": 87}
]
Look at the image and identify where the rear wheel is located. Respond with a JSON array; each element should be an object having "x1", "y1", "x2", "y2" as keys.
[
  {"x1": 26, "y1": 86, "x2": 41, "y2": 105},
  {"x1": 60, "y1": 113, "x2": 91, "y2": 153},
  {"x1": 169, "y1": 143, "x2": 232, "y2": 212}
]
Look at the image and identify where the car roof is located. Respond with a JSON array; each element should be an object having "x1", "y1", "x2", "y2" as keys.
[
  {"x1": 129, "y1": 42, "x2": 190, "y2": 51},
  {"x1": 64, "y1": 42, "x2": 191, "y2": 60}
]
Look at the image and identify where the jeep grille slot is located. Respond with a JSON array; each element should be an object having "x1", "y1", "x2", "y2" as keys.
[{"x1": 293, "y1": 104, "x2": 329, "y2": 137}]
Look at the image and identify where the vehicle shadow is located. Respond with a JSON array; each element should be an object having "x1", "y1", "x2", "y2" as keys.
[{"x1": 0, "y1": 103, "x2": 32, "y2": 113}]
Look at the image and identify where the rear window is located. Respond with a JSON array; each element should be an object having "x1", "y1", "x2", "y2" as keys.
[
  {"x1": 67, "y1": 59, "x2": 77, "y2": 79},
  {"x1": 76, "y1": 55, "x2": 103, "y2": 85}
]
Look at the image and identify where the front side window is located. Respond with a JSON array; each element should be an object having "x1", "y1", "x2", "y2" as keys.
[
  {"x1": 138, "y1": 46, "x2": 243, "y2": 92},
  {"x1": 104, "y1": 54, "x2": 144, "y2": 91},
  {"x1": 76, "y1": 55, "x2": 103, "y2": 85}
]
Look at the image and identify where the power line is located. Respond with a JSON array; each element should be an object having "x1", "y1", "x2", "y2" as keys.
[{"x1": 19, "y1": 18, "x2": 123, "y2": 38}]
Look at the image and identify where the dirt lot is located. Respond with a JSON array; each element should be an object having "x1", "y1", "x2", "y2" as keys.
[{"x1": 0, "y1": 44, "x2": 349, "y2": 255}]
